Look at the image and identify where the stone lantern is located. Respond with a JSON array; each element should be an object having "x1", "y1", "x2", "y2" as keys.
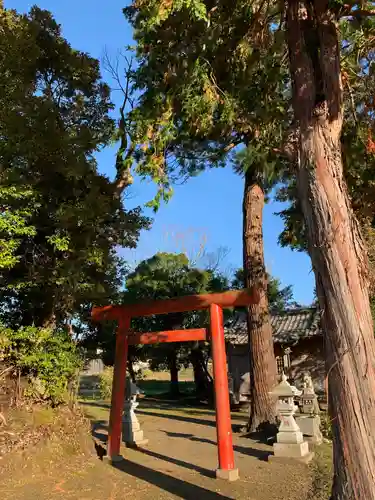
[
  {"x1": 269, "y1": 374, "x2": 314, "y2": 463},
  {"x1": 295, "y1": 373, "x2": 322, "y2": 445},
  {"x1": 122, "y1": 377, "x2": 148, "y2": 448},
  {"x1": 300, "y1": 373, "x2": 320, "y2": 415}
]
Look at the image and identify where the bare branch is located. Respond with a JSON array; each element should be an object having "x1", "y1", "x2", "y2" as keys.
[
  {"x1": 0, "y1": 366, "x2": 13, "y2": 379},
  {"x1": 102, "y1": 47, "x2": 126, "y2": 94},
  {"x1": 103, "y1": 48, "x2": 137, "y2": 199},
  {"x1": 200, "y1": 246, "x2": 231, "y2": 272},
  {"x1": 345, "y1": 78, "x2": 358, "y2": 125}
]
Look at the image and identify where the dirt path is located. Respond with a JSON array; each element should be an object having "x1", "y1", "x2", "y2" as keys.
[{"x1": 0, "y1": 400, "x2": 331, "y2": 500}]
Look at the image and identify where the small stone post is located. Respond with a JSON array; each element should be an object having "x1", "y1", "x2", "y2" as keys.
[
  {"x1": 295, "y1": 373, "x2": 322, "y2": 445},
  {"x1": 122, "y1": 377, "x2": 148, "y2": 448},
  {"x1": 269, "y1": 374, "x2": 314, "y2": 464}
]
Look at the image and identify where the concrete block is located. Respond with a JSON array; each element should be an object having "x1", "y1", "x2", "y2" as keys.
[
  {"x1": 295, "y1": 415, "x2": 322, "y2": 445},
  {"x1": 274, "y1": 440, "x2": 309, "y2": 457},
  {"x1": 103, "y1": 454, "x2": 124, "y2": 464},
  {"x1": 216, "y1": 468, "x2": 239, "y2": 482}
]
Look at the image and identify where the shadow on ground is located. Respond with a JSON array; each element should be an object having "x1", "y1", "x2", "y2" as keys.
[
  {"x1": 137, "y1": 409, "x2": 218, "y2": 428},
  {"x1": 162, "y1": 430, "x2": 271, "y2": 461},
  {"x1": 112, "y1": 459, "x2": 232, "y2": 499},
  {"x1": 91, "y1": 420, "x2": 233, "y2": 498},
  {"x1": 78, "y1": 399, "x2": 331, "y2": 500},
  {"x1": 81, "y1": 397, "x2": 247, "y2": 418},
  {"x1": 92, "y1": 424, "x2": 217, "y2": 478},
  {"x1": 90, "y1": 418, "x2": 271, "y2": 463}
]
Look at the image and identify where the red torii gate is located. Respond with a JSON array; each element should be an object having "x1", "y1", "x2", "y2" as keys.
[{"x1": 92, "y1": 288, "x2": 259, "y2": 481}]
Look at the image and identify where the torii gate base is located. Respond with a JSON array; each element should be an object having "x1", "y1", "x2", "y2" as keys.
[{"x1": 92, "y1": 289, "x2": 260, "y2": 482}]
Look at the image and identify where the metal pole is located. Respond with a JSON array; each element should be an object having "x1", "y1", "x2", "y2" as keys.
[
  {"x1": 107, "y1": 316, "x2": 129, "y2": 461},
  {"x1": 210, "y1": 304, "x2": 239, "y2": 481}
]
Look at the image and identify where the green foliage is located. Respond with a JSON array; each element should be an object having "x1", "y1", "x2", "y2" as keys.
[
  {"x1": 267, "y1": 276, "x2": 299, "y2": 312},
  {"x1": 320, "y1": 413, "x2": 333, "y2": 441},
  {"x1": 125, "y1": 252, "x2": 212, "y2": 303},
  {"x1": 98, "y1": 366, "x2": 114, "y2": 400},
  {"x1": 0, "y1": 186, "x2": 38, "y2": 269},
  {"x1": 132, "y1": 0, "x2": 207, "y2": 30},
  {"x1": 125, "y1": 0, "x2": 375, "y2": 265},
  {"x1": 89, "y1": 253, "x2": 227, "y2": 388},
  {"x1": 275, "y1": 181, "x2": 307, "y2": 253},
  {"x1": 232, "y1": 268, "x2": 298, "y2": 311},
  {"x1": 123, "y1": 0, "x2": 290, "y2": 208},
  {"x1": 0, "y1": 6, "x2": 150, "y2": 328},
  {"x1": 123, "y1": 252, "x2": 213, "y2": 373},
  {"x1": 0, "y1": 324, "x2": 82, "y2": 405}
]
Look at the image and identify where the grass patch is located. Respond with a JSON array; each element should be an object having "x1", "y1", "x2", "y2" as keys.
[
  {"x1": 7, "y1": 406, "x2": 56, "y2": 429},
  {"x1": 308, "y1": 443, "x2": 333, "y2": 499},
  {"x1": 81, "y1": 402, "x2": 110, "y2": 423},
  {"x1": 0, "y1": 404, "x2": 91, "y2": 472},
  {"x1": 138, "y1": 379, "x2": 195, "y2": 396},
  {"x1": 78, "y1": 369, "x2": 196, "y2": 401}
]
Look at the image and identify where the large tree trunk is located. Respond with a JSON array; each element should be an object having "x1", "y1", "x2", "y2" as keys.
[
  {"x1": 243, "y1": 170, "x2": 277, "y2": 432},
  {"x1": 127, "y1": 357, "x2": 136, "y2": 383},
  {"x1": 168, "y1": 350, "x2": 180, "y2": 398},
  {"x1": 287, "y1": 2, "x2": 375, "y2": 498},
  {"x1": 190, "y1": 345, "x2": 212, "y2": 400}
]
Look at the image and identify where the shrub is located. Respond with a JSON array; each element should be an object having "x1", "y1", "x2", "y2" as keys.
[
  {"x1": 320, "y1": 412, "x2": 333, "y2": 441},
  {"x1": 0, "y1": 325, "x2": 82, "y2": 406},
  {"x1": 98, "y1": 367, "x2": 113, "y2": 400},
  {"x1": 136, "y1": 367, "x2": 153, "y2": 380}
]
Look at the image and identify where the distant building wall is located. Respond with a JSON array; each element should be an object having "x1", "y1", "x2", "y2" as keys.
[
  {"x1": 227, "y1": 336, "x2": 325, "y2": 403},
  {"x1": 227, "y1": 343, "x2": 250, "y2": 402},
  {"x1": 283, "y1": 336, "x2": 325, "y2": 394}
]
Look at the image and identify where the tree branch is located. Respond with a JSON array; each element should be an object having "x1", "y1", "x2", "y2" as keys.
[
  {"x1": 103, "y1": 49, "x2": 136, "y2": 199},
  {"x1": 0, "y1": 366, "x2": 13, "y2": 379},
  {"x1": 342, "y1": 5, "x2": 375, "y2": 18},
  {"x1": 273, "y1": 124, "x2": 299, "y2": 163}
]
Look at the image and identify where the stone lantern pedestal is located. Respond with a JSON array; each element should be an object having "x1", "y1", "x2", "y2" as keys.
[
  {"x1": 269, "y1": 374, "x2": 314, "y2": 464},
  {"x1": 295, "y1": 415, "x2": 322, "y2": 445}
]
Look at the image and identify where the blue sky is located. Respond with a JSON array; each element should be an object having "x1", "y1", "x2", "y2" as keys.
[{"x1": 6, "y1": 0, "x2": 315, "y2": 304}]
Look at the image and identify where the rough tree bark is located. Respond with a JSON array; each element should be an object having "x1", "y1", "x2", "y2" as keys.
[
  {"x1": 190, "y1": 345, "x2": 213, "y2": 399},
  {"x1": 243, "y1": 169, "x2": 277, "y2": 432},
  {"x1": 287, "y1": 2, "x2": 375, "y2": 498},
  {"x1": 127, "y1": 358, "x2": 136, "y2": 383},
  {"x1": 168, "y1": 350, "x2": 180, "y2": 398}
]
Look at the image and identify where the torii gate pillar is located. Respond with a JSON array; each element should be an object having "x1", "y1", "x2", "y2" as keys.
[{"x1": 210, "y1": 303, "x2": 238, "y2": 480}]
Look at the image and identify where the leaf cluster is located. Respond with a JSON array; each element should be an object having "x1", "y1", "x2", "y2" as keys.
[
  {"x1": 123, "y1": 0, "x2": 291, "y2": 206},
  {"x1": 0, "y1": 324, "x2": 82, "y2": 405},
  {"x1": 232, "y1": 268, "x2": 298, "y2": 311},
  {"x1": 0, "y1": 7, "x2": 150, "y2": 327}
]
